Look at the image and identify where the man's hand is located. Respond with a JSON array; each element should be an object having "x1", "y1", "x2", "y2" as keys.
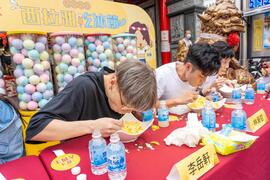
[
  {"x1": 92, "y1": 118, "x2": 123, "y2": 137},
  {"x1": 175, "y1": 91, "x2": 199, "y2": 105}
]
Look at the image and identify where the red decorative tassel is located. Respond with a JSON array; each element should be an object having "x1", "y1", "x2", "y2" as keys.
[
  {"x1": 0, "y1": 33, "x2": 8, "y2": 46},
  {"x1": 227, "y1": 32, "x2": 240, "y2": 48}
]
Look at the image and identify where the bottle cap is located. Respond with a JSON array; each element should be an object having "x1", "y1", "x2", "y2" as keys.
[
  {"x1": 92, "y1": 129, "x2": 101, "y2": 138},
  {"x1": 160, "y1": 100, "x2": 166, "y2": 106},
  {"x1": 76, "y1": 174, "x2": 87, "y2": 180},
  {"x1": 110, "y1": 133, "x2": 120, "y2": 143},
  {"x1": 235, "y1": 103, "x2": 243, "y2": 109},
  {"x1": 71, "y1": 166, "x2": 81, "y2": 175},
  {"x1": 205, "y1": 101, "x2": 212, "y2": 108}
]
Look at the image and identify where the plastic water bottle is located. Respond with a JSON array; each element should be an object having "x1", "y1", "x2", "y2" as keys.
[
  {"x1": 244, "y1": 84, "x2": 255, "y2": 105},
  {"x1": 107, "y1": 133, "x2": 127, "y2": 180},
  {"x1": 141, "y1": 109, "x2": 153, "y2": 122},
  {"x1": 231, "y1": 103, "x2": 247, "y2": 131},
  {"x1": 210, "y1": 88, "x2": 220, "y2": 102},
  {"x1": 158, "y1": 101, "x2": 169, "y2": 127},
  {"x1": 220, "y1": 124, "x2": 233, "y2": 136},
  {"x1": 257, "y1": 77, "x2": 265, "y2": 94},
  {"x1": 89, "y1": 130, "x2": 107, "y2": 175},
  {"x1": 231, "y1": 85, "x2": 242, "y2": 104},
  {"x1": 202, "y1": 102, "x2": 216, "y2": 131}
]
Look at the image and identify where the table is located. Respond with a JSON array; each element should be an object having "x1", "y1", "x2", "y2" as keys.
[
  {"x1": 37, "y1": 95, "x2": 270, "y2": 180},
  {"x1": 0, "y1": 156, "x2": 50, "y2": 180}
]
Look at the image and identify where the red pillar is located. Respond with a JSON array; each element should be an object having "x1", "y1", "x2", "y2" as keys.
[{"x1": 159, "y1": 0, "x2": 171, "y2": 64}]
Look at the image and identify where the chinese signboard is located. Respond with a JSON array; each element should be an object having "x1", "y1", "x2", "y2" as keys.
[
  {"x1": 0, "y1": 0, "x2": 156, "y2": 68},
  {"x1": 247, "y1": 109, "x2": 268, "y2": 132},
  {"x1": 250, "y1": 0, "x2": 270, "y2": 9},
  {"x1": 51, "y1": 153, "x2": 80, "y2": 171},
  {"x1": 175, "y1": 144, "x2": 219, "y2": 179}
]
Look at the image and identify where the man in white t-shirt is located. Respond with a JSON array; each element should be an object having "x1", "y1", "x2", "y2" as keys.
[
  {"x1": 156, "y1": 43, "x2": 221, "y2": 108},
  {"x1": 201, "y1": 41, "x2": 235, "y2": 95}
]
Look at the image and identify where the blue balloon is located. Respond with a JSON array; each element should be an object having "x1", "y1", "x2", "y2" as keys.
[
  {"x1": 99, "y1": 53, "x2": 107, "y2": 61},
  {"x1": 115, "y1": 53, "x2": 122, "y2": 60},
  {"x1": 28, "y1": 50, "x2": 40, "y2": 60},
  {"x1": 46, "y1": 82, "x2": 53, "y2": 90},
  {"x1": 88, "y1": 43, "x2": 96, "y2": 52},
  {"x1": 100, "y1": 36, "x2": 109, "y2": 42},
  {"x1": 59, "y1": 63, "x2": 69, "y2": 73},
  {"x1": 103, "y1": 41, "x2": 110, "y2": 49},
  {"x1": 101, "y1": 61, "x2": 109, "y2": 68},
  {"x1": 12, "y1": 39, "x2": 23, "y2": 49},
  {"x1": 32, "y1": 92, "x2": 43, "y2": 102},
  {"x1": 38, "y1": 99, "x2": 49, "y2": 108},
  {"x1": 17, "y1": 86, "x2": 25, "y2": 94},
  {"x1": 68, "y1": 37, "x2": 77, "y2": 47},
  {"x1": 10, "y1": 47, "x2": 19, "y2": 55}
]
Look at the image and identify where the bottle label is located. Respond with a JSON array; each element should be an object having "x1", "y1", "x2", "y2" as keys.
[
  {"x1": 108, "y1": 155, "x2": 126, "y2": 172},
  {"x1": 245, "y1": 90, "x2": 254, "y2": 100},
  {"x1": 142, "y1": 109, "x2": 153, "y2": 122},
  {"x1": 232, "y1": 115, "x2": 246, "y2": 130},
  {"x1": 158, "y1": 109, "x2": 169, "y2": 122},
  {"x1": 232, "y1": 90, "x2": 241, "y2": 100},
  {"x1": 257, "y1": 83, "x2": 265, "y2": 91},
  {"x1": 202, "y1": 111, "x2": 216, "y2": 129},
  {"x1": 90, "y1": 146, "x2": 107, "y2": 167}
]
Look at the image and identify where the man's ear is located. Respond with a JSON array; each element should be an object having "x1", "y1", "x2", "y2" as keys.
[
  {"x1": 109, "y1": 74, "x2": 118, "y2": 87},
  {"x1": 185, "y1": 62, "x2": 193, "y2": 73}
]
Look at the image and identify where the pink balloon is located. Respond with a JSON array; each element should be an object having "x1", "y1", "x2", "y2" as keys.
[
  {"x1": 25, "y1": 84, "x2": 36, "y2": 94},
  {"x1": 21, "y1": 48, "x2": 28, "y2": 56},
  {"x1": 62, "y1": 54, "x2": 72, "y2": 64},
  {"x1": 27, "y1": 101, "x2": 38, "y2": 110},
  {"x1": 41, "y1": 61, "x2": 51, "y2": 70},
  {"x1": 70, "y1": 49, "x2": 79, "y2": 58},
  {"x1": 71, "y1": 58, "x2": 80, "y2": 67},
  {"x1": 40, "y1": 74, "x2": 50, "y2": 83},
  {"x1": 54, "y1": 54, "x2": 62, "y2": 64},
  {"x1": 87, "y1": 36, "x2": 96, "y2": 42},
  {"x1": 95, "y1": 40, "x2": 102, "y2": 46},
  {"x1": 13, "y1": 53, "x2": 25, "y2": 64}
]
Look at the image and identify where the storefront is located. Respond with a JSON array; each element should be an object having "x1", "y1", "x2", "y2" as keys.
[
  {"x1": 243, "y1": 1, "x2": 270, "y2": 71},
  {"x1": 166, "y1": 0, "x2": 205, "y2": 61}
]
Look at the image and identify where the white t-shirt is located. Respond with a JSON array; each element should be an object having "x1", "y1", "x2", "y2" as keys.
[
  {"x1": 201, "y1": 75, "x2": 218, "y2": 90},
  {"x1": 155, "y1": 62, "x2": 196, "y2": 100}
]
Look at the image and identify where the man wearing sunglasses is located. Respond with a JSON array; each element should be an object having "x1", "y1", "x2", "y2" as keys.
[{"x1": 26, "y1": 60, "x2": 157, "y2": 142}]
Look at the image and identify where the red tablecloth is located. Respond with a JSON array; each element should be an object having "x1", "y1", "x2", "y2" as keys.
[
  {"x1": 0, "y1": 156, "x2": 50, "y2": 180},
  {"x1": 39, "y1": 95, "x2": 270, "y2": 180}
]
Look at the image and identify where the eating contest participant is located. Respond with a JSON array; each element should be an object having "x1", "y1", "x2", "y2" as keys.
[
  {"x1": 200, "y1": 41, "x2": 235, "y2": 96},
  {"x1": 26, "y1": 60, "x2": 157, "y2": 142},
  {"x1": 155, "y1": 42, "x2": 221, "y2": 108}
]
